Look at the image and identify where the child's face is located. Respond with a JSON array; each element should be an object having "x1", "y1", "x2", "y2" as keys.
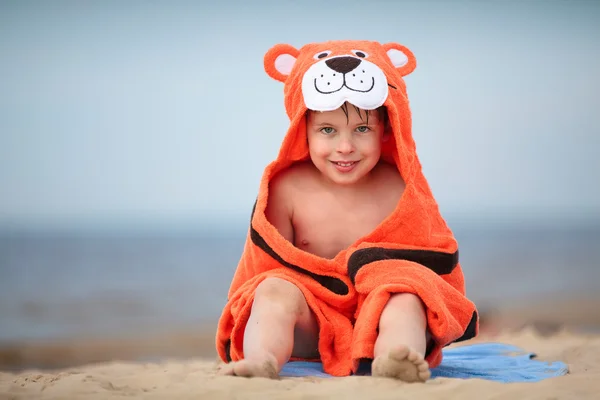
[{"x1": 306, "y1": 103, "x2": 388, "y2": 186}]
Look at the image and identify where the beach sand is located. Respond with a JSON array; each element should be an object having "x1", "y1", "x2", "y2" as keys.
[{"x1": 1, "y1": 298, "x2": 599, "y2": 400}]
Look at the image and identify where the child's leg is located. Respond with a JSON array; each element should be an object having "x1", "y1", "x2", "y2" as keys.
[
  {"x1": 218, "y1": 277, "x2": 319, "y2": 379},
  {"x1": 371, "y1": 293, "x2": 431, "y2": 382}
]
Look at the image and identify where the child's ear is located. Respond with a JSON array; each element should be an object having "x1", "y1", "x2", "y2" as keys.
[
  {"x1": 381, "y1": 116, "x2": 392, "y2": 142},
  {"x1": 381, "y1": 124, "x2": 392, "y2": 142}
]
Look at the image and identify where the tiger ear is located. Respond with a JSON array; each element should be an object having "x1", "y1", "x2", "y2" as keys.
[
  {"x1": 382, "y1": 43, "x2": 417, "y2": 77},
  {"x1": 264, "y1": 44, "x2": 300, "y2": 83}
]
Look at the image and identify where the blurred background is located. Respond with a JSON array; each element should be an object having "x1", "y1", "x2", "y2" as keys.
[{"x1": 1, "y1": 0, "x2": 599, "y2": 369}]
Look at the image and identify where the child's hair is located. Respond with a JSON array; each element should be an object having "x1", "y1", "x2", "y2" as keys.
[{"x1": 306, "y1": 102, "x2": 389, "y2": 126}]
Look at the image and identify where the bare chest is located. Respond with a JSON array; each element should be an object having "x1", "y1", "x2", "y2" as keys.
[{"x1": 292, "y1": 192, "x2": 398, "y2": 259}]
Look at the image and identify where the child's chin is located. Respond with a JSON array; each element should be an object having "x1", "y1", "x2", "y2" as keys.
[{"x1": 326, "y1": 172, "x2": 365, "y2": 186}]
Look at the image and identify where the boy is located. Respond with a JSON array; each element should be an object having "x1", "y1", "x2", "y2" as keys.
[{"x1": 215, "y1": 40, "x2": 478, "y2": 382}]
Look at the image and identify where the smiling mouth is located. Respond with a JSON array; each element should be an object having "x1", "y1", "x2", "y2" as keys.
[{"x1": 331, "y1": 161, "x2": 358, "y2": 167}]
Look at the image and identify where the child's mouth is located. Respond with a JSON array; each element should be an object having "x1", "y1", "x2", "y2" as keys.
[{"x1": 331, "y1": 161, "x2": 359, "y2": 172}]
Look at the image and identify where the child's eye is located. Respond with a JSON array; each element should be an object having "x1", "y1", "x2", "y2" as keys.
[
  {"x1": 320, "y1": 127, "x2": 335, "y2": 134},
  {"x1": 356, "y1": 126, "x2": 370, "y2": 133}
]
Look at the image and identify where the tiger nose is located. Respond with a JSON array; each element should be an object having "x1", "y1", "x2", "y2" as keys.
[{"x1": 325, "y1": 56, "x2": 361, "y2": 74}]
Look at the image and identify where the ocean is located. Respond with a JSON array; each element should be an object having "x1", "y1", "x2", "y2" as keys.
[{"x1": 1, "y1": 223, "x2": 599, "y2": 344}]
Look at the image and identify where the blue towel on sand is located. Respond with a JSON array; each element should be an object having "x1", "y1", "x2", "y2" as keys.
[{"x1": 280, "y1": 343, "x2": 569, "y2": 382}]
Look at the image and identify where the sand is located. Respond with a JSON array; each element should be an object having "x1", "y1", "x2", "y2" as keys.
[{"x1": 0, "y1": 324, "x2": 598, "y2": 400}]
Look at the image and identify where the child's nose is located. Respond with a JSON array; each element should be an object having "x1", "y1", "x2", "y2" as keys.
[{"x1": 336, "y1": 137, "x2": 354, "y2": 154}]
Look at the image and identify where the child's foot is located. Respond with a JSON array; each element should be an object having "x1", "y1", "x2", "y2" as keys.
[
  {"x1": 217, "y1": 354, "x2": 279, "y2": 379},
  {"x1": 372, "y1": 345, "x2": 431, "y2": 382}
]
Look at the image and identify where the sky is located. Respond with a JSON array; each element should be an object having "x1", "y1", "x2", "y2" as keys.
[{"x1": 0, "y1": 0, "x2": 599, "y2": 230}]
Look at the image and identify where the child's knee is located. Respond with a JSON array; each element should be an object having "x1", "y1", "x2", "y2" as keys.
[
  {"x1": 253, "y1": 277, "x2": 307, "y2": 316},
  {"x1": 386, "y1": 293, "x2": 425, "y2": 311},
  {"x1": 380, "y1": 293, "x2": 426, "y2": 324}
]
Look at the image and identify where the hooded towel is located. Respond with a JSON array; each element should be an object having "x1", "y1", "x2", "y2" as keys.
[{"x1": 216, "y1": 40, "x2": 479, "y2": 377}]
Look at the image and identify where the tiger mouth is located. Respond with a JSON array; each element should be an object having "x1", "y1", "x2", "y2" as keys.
[{"x1": 313, "y1": 76, "x2": 375, "y2": 95}]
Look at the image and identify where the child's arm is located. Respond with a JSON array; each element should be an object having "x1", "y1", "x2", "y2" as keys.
[{"x1": 265, "y1": 173, "x2": 295, "y2": 244}]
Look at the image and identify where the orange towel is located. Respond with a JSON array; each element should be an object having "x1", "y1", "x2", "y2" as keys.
[{"x1": 216, "y1": 40, "x2": 478, "y2": 377}]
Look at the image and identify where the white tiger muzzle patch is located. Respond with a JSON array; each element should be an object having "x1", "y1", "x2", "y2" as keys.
[{"x1": 301, "y1": 55, "x2": 389, "y2": 112}]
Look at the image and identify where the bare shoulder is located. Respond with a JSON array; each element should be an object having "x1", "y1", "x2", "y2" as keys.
[
  {"x1": 374, "y1": 161, "x2": 405, "y2": 186},
  {"x1": 271, "y1": 160, "x2": 321, "y2": 192},
  {"x1": 372, "y1": 161, "x2": 406, "y2": 199},
  {"x1": 266, "y1": 161, "x2": 318, "y2": 242}
]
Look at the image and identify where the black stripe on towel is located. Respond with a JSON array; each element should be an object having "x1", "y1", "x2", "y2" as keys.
[
  {"x1": 452, "y1": 310, "x2": 478, "y2": 343},
  {"x1": 225, "y1": 340, "x2": 232, "y2": 362},
  {"x1": 347, "y1": 247, "x2": 459, "y2": 284}
]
